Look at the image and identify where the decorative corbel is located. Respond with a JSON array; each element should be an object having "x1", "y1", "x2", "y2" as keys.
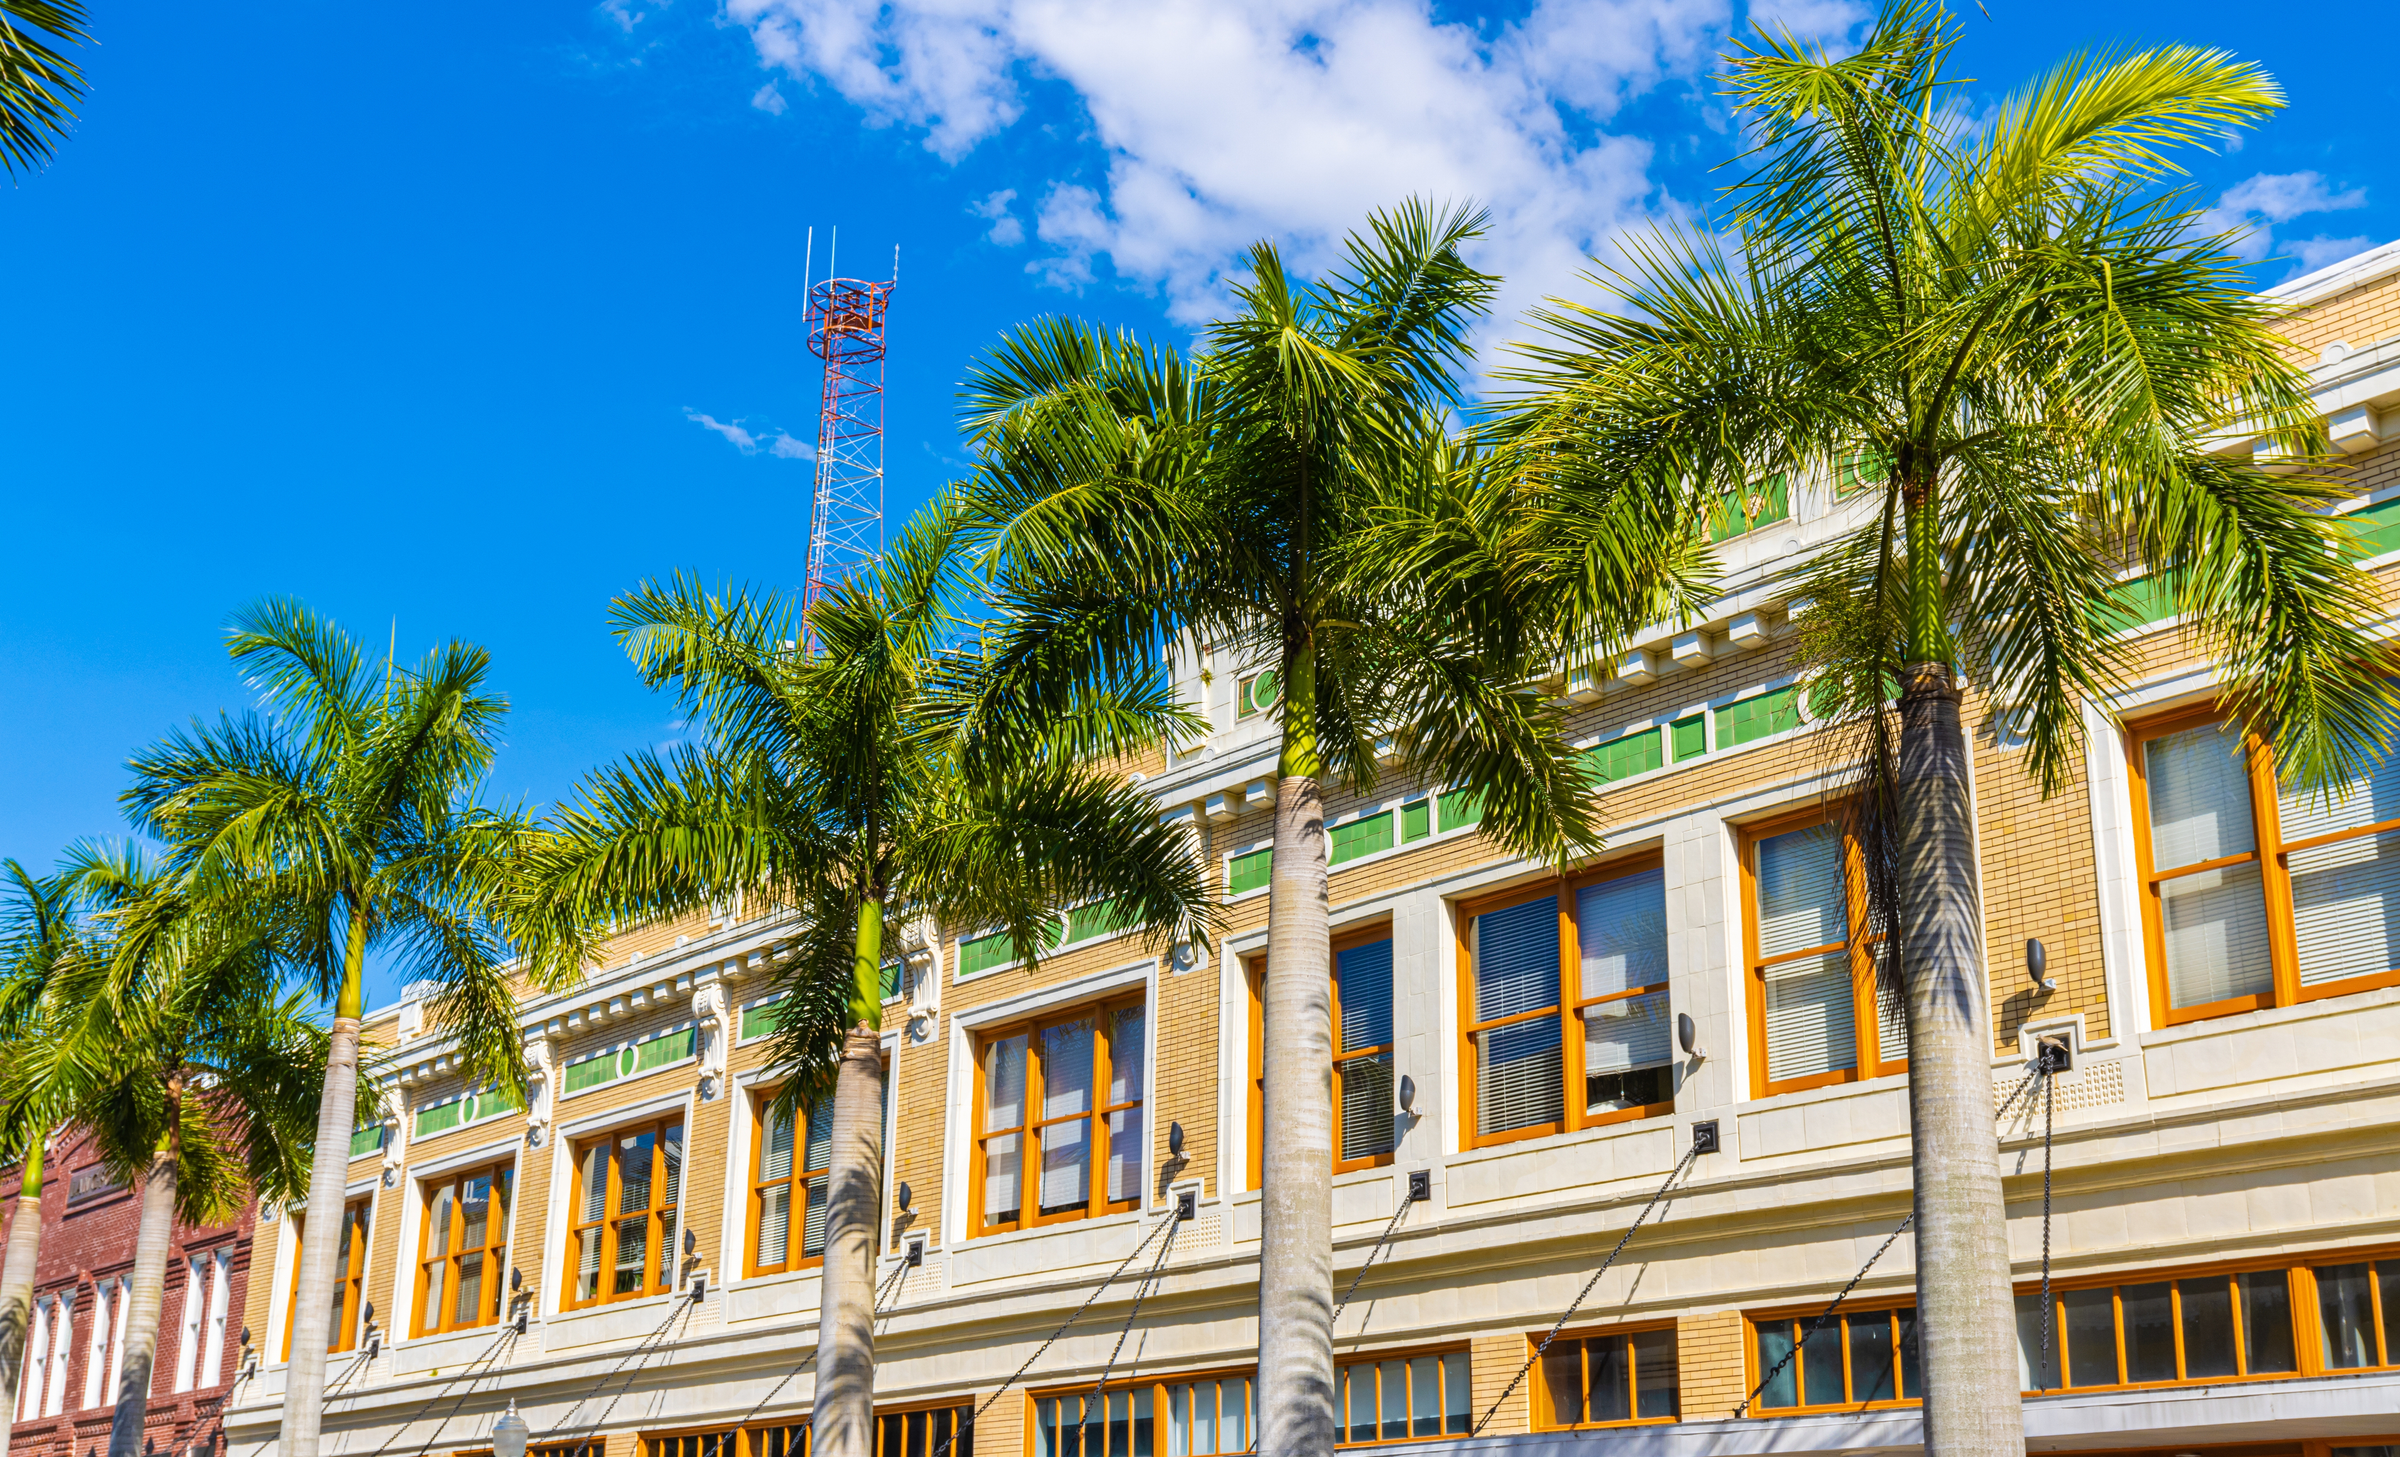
[
  {"x1": 692, "y1": 981, "x2": 728, "y2": 1101},
  {"x1": 522, "y1": 1036, "x2": 554, "y2": 1147},
  {"x1": 378, "y1": 1082, "x2": 406, "y2": 1188}
]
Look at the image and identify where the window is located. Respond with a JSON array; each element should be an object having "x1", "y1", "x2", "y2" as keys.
[
  {"x1": 1244, "y1": 927, "x2": 1398, "y2": 1186},
  {"x1": 81, "y1": 1277, "x2": 126, "y2": 1409},
  {"x1": 282, "y1": 1197, "x2": 372, "y2": 1359},
  {"x1": 531, "y1": 1444, "x2": 604, "y2": 1457},
  {"x1": 1751, "y1": 1305, "x2": 1918, "y2": 1412},
  {"x1": 174, "y1": 1255, "x2": 207, "y2": 1391},
  {"x1": 1535, "y1": 1326, "x2": 1678, "y2": 1429},
  {"x1": 199, "y1": 1250, "x2": 230, "y2": 1387},
  {"x1": 2015, "y1": 1256, "x2": 2400, "y2": 1391},
  {"x1": 2129, "y1": 707, "x2": 2400, "y2": 1024},
  {"x1": 746, "y1": 1072, "x2": 887, "y2": 1278},
  {"x1": 19, "y1": 1290, "x2": 70, "y2": 1419},
  {"x1": 566, "y1": 1117, "x2": 684, "y2": 1308},
  {"x1": 1742, "y1": 808, "x2": 1903, "y2": 1098},
  {"x1": 415, "y1": 1162, "x2": 515, "y2": 1336},
  {"x1": 17, "y1": 1292, "x2": 47, "y2": 1421},
  {"x1": 1035, "y1": 1375, "x2": 1250, "y2": 1457},
  {"x1": 1459, "y1": 859, "x2": 1675, "y2": 1147},
  {"x1": 973, "y1": 999, "x2": 1144, "y2": 1234},
  {"x1": 1335, "y1": 1350, "x2": 1470, "y2": 1443},
  {"x1": 647, "y1": 1434, "x2": 733, "y2": 1457}
]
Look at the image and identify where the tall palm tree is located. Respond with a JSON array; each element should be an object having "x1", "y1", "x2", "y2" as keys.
[
  {"x1": 1504, "y1": 6, "x2": 2395, "y2": 1451},
  {"x1": 513, "y1": 496, "x2": 1212, "y2": 1457},
  {"x1": 0, "y1": 0, "x2": 89, "y2": 177},
  {"x1": 121, "y1": 602, "x2": 549, "y2": 1457},
  {"x1": 0, "y1": 859, "x2": 80, "y2": 1457},
  {"x1": 956, "y1": 202, "x2": 1697, "y2": 1456},
  {"x1": 25, "y1": 846, "x2": 324, "y2": 1457}
]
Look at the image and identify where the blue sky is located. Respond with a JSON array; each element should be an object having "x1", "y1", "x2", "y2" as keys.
[{"x1": 2, "y1": 0, "x2": 2388, "y2": 1004}]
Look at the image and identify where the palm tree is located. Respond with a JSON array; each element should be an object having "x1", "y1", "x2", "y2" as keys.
[
  {"x1": 121, "y1": 602, "x2": 549, "y2": 1457},
  {"x1": 0, "y1": 0, "x2": 89, "y2": 177},
  {"x1": 955, "y1": 202, "x2": 1695, "y2": 1456},
  {"x1": 512, "y1": 496, "x2": 1212, "y2": 1457},
  {"x1": 1504, "y1": 6, "x2": 2395, "y2": 1451},
  {"x1": 0, "y1": 859, "x2": 79, "y2": 1457},
  {"x1": 24, "y1": 846, "x2": 324, "y2": 1457}
]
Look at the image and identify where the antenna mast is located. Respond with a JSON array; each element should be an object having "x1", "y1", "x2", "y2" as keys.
[{"x1": 802, "y1": 233, "x2": 895, "y2": 637}]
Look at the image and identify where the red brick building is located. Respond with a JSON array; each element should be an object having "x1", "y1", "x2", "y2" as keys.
[{"x1": 4, "y1": 1128, "x2": 256, "y2": 1457}]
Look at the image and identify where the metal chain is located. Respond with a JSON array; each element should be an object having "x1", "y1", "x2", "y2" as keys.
[
  {"x1": 2039, "y1": 1062, "x2": 2057, "y2": 1392},
  {"x1": 929, "y1": 1211, "x2": 1178, "y2": 1457},
  {"x1": 1995, "y1": 1059, "x2": 2044, "y2": 1127},
  {"x1": 1473, "y1": 1143, "x2": 1701, "y2": 1436},
  {"x1": 1078, "y1": 1214, "x2": 1184, "y2": 1444},
  {"x1": 341, "y1": 1323, "x2": 518, "y2": 1457},
  {"x1": 874, "y1": 1253, "x2": 913, "y2": 1315},
  {"x1": 1329, "y1": 1196, "x2": 1415, "y2": 1332},
  {"x1": 1736, "y1": 1208, "x2": 1915, "y2": 1416},
  {"x1": 546, "y1": 1295, "x2": 696, "y2": 1457}
]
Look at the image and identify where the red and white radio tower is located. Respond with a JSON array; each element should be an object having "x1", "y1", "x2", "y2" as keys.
[{"x1": 803, "y1": 234, "x2": 896, "y2": 631}]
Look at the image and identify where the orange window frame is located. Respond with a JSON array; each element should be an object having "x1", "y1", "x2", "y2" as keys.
[
  {"x1": 969, "y1": 996, "x2": 1145, "y2": 1237},
  {"x1": 2014, "y1": 1246, "x2": 2400, "y2": 1393},
  {"x1": 745, "y1": 1086, "x2": 829, "y2": 1279},
  {"x1": 1528, "y1": 1321, "x2": 1681, "y2": 1430},
  {"x1": 1330, "y1": 1344, "x2": 1474, "y2": 1445},
  {"x1": 1455, "y1": 853, "x2": 1676, "y2": 1151},
  {"x1": 282, "y1": 1196, "x2": 371, "y2": 1359},
  {"x1": 412, "y1": 1161, "x2": 514, "y2": 1337},
  {"x1": 1028, "y1": 1366, "x2": 1256, "y2": 1457},
  {"x1": 1244, "y1": 922, "x2": 1401, "y2": 1187},
  {"x1": 563, "y1": 1116, "x2": 685, "y2": 1311},
  {"x1": 2126, "y1": 704, "x2": 2400, "y2": 1027},
  {"x1": 1739, "y1": 805, "x2": 1903, "y2": 1099},
  {"x1": 1744, "y1": 1302, "x2": 1919, "y2": 1414}
]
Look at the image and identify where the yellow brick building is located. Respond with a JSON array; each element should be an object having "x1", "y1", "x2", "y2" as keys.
[{"x1": 221, "y1": 242, "x2": 2400, "y2": 1457}]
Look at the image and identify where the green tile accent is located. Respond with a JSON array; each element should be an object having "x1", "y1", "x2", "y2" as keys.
[
  {"x1": 350, "y1": 1123, "x2": 387, "y2": 1158},
  {"x1": 562, "y1": 1052, "x2": 617, "y2": 1094},
  {"x1": 1711, "y1": 473, "x2": 1789, "y2": 541},
  {"x1": 1671, "y1": 714, "x2": 1707, "y2": 763},
  {"x1": 633, "y1": 1028, "x2": 695, "y2": 1074},
  {"x1": 1064, "y1": 897, "x2": 1136, "y2": 945},
  {"x1": 741, "y1": 996, "x2": 788, "y2": 1041},
  {"x1": 2100, "y1": 571, "x2": 2178, "y2": 630},
  {"x1": 1329, "y1": 810, "x2": 1394, "y2": 866},
  {"x1": 957, "y1": 929, "x2": 1016, "y2": 976},
  {"x1": 1228, "y1": 847, "x2": 1273, "y2": 896},
  {"x1": 1838, "y1": 450, "x2": 1889, "y2": 498},
  {"x1": 880, "y1": 959, "x2": 904, "y2": 1000},
  {"x1": 1399, "y1": 798, "x2": 1432, "y2": 844},
  {"x1": 413, "y1": 1099, "x2": 464, "y2": 1138},
  {"x1": 2348, "y1": 495, "x2": 2400, "y2": 560},
  {"x1": 1583, "y1": 727, "x2": 1662, "y2": 785},
  {"x1": 1717, "y1": 686, "x2": 1802, "y2": 748},
  {"x1": 1437, "y1": 787, "x2": 1483, "y2": 834}
]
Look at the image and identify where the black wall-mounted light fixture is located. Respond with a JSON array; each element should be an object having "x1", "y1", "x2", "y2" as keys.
[
  {"x1": 896, "y1": 1181, "x2": 914, "y2": 1213},
  {"x1": 1397, "y1": 1074, "x2": 1416, "y2": 1113},
  {"x1": 1168, "y1": 1121, "x2": 1186, "y2": 1157},
  {"x1": 1677, "y1": 1012, "x2": 1706, "y2": 1063},
  {"x1": 2028, "y1": 938, "x2": 2055, "y2": 991}
]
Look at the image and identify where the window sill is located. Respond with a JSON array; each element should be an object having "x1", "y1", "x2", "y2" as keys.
[{"x1": 2140, "y1": 982, "x2": 2400, "y2": 1101}]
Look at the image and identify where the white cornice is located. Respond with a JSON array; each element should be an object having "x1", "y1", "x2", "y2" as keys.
[{"x1": 2263, "y1": 238, "x2": 2400, "y2": 314}]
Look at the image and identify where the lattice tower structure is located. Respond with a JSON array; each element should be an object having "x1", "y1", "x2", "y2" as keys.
[{"x1": 803, "y1": 275, "x2": 895, "y2": 626}]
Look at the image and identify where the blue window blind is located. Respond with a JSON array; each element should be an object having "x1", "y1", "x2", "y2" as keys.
[
  {"x1": 1472, "y1": 896, "x2": 1563, "y2": 1136},
  {"x1": 1335, "y1": 939, "x2": 1395, "y2": 1053},
  {"x1": 1335, "y1": 937, "x2": 1397, "y2": 1163}
]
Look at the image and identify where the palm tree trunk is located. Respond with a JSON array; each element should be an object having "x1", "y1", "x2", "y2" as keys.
[
  {"x1": 110, "y1": 1086, "x2": 182, "y2": 1457},
  {"x1": 812, "y1": 898, "x2": 886, "y2": 1457},
  {"x1": 0, "y1": 1139, "x2": 45, "y2": 1457},
  {"x1": 281, "y1": 909, "x2": 368, "y2": 1457},
  {"x1": 1258, "y1": 642, "x2": 1335, "y2": 1457},
  {"x1": 1898, "y1": 665, "x2": 2023, "y2": 1457}
]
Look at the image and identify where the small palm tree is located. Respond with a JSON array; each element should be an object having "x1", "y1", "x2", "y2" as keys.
[
  {"x1": 1505, "y1": 5, "x2": 2395, "y2": 1450},
  {"x1": 513, "y1": 497, "x2": 1212, "y2": 1457},
  {"x1": 122, "y1": 602, "x2": 548, "y2": 1457},
  {"x1": 0, "y1": 0, "x2": 89, "y2": 177},
  {"x1": 28, "y1": 846, "x2": 323, "y2": 1457},
  {"x1": 0, "y1": 858, "x2": 79, "y2": 1457},
  {"x1": 957, "y1": 202, "x2": 1693, "y2": 1455}
]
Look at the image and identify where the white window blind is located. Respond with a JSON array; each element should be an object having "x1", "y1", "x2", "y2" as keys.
[
  {"x1": 757, "y1": 1104, "x2": 794, "y2": 1267},
  {"x1": 42, "y1": 1292, "x2": 71, "y2": 1416},
  {"x1": 1039, "y1": 1019, "x2": 1094, "y2": 1214},
  {"x1": 983, "y1": 1033, "x2": 1026, "y2": 1223},
  {"x1": 174, "y1": 1256, "x2": 204, "y2": 1391},
  {"x1": 1473, "y1": 896, "x2": 1563, "y2": 1136},
  {"x1": 2281, "y1": 739, "x2": 2400, "y2": 988},
  {"x1": 200, "y1": 1252, "x2": 230, "y2": 1387},
  {"x1": 2147, "y1": 725, "x2": 2273, "y2": 1006},
  {"x1": 1105, "y1": 1007, "x2": 1145, "y2": 1205},
  {"x1": 802, "y1": 1093, "x2": 834, "y2": 1260},
  {"x1": 1765, "y1": 953, "x2": 1856, "y2": 1084},
  {"x1": 1578, "y1": 872, "x2": 1671, "y2": 1078}
]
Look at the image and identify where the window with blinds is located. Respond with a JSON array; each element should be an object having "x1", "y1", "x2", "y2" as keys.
[
  {"x1": 1034, "y1": 1376, "x2": 1250, "y2": 1457},
  {"x1": 1335, "y1": 1350, "x2": 1470, "y2": 1443},
  {"x1": 565, "y1": 1117, "x2": 684, "y2": 1309},
  {"x1": 1246, "y1": 930, "x2": 1400, "y2": 1184},
  {"x1": 2132, "y1": 705, "x2": 2400, "y2": 1023},
  {"x1": 1461, "y1": 858, "x2": 1677, "y2": 1149},
  {"x1": 1743, "y1": 809, "x2": 1902, "y2": 1098},
  {"x1": 1752, "y1": 1305, "x2": 1919, "y2": 1411},
  {"x1": 1535, "y1": 1325, "x2": 1678, "y2": 1428},
  {"x1": 973, "y1": 997, "x2": 1145, "y2": 1234}
]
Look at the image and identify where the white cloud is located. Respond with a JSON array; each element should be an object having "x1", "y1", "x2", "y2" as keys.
[
  {"x1": 600, "y1": 0, "x2": 668, "y2": 32},
  {"x1": 720, "y1": 0, "x2": 1744, "y2": 332},
  {"x1": 686, "y1": 410, "x2": 814, "y2": 459},
  {"x1": 970, "y1": 187, "x2": 1024, "y2": 246},
  {"x1": 752, "y1": 81, "x2": 789, "y2": 115},
  {"x1": 2289, "y1": 235, "x2": 2373, "y2": 275},
  {"x1": 2201, "y1": 170, "x2": 2369, "y2": 263}
]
